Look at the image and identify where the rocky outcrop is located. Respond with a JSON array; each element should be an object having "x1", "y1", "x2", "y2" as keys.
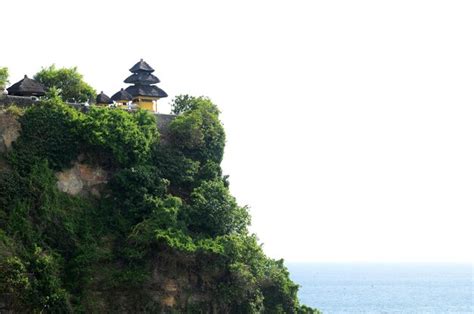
[
  {"x1": 81, "y1": 250, "x2": 224, "y2": 313},
  {"x1": 155, "y1": 113, "x2": 175, "y2": 144},
  {"x1": 0, "y1": 111, "x2": 20, "y2": 153},
  {"x1": 56, "y1": 162, "x2": 109, "y2": 197},
  {"x1": 0, "y1": 111, "x2": 110, "y2": 194}
]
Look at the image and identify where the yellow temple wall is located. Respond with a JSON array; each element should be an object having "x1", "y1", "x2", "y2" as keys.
[
  {"x1": 138, "y1": 101, "x2": 154, "y2": 111},
  {"x1": 134, "y1": 98, "x2": 159, "y2": 112}
]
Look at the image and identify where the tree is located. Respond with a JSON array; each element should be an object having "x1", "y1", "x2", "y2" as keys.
[
  {"x1": 34, "y1": 65, "x2": 95, "y2": 103},
  {"x1": 169, "y1": 98, "x2": 225, "y2": 164},
  {"x1": 186, "y1": 180, "x2": 250, "y2": 237},
  {"x1": 171, "y1": 95, "x2": 220, "y2": 115},
  {"x1": 0, "y1": 67, "x2": 8, "y2": 92}
]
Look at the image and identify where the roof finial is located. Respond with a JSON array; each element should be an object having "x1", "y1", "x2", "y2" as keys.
[
  {"x1": 140, "y1": 58, "x2": 143, "y2": 62},
  {"x1": 24, "y1": 74, "x2": 27, "y2": 78}
]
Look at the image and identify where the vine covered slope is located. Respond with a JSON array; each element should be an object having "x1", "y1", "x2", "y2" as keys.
[{"x1": 0, "y1": 96, "x2": 319, "y2": 313}]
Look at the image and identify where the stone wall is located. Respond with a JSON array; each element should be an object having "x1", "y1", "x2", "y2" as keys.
[
  {"x1": 155, "y1": 113, "x2": 175, "y2": 144},
  {"x1": 0, "y1": 95, "x2": 175, "y2": 123},
  {"x1": 0, "y1": 94, "x2": 38, "y2": 108},
  {"x1": 0, "y1": 94, "x2": 89, "y2": 112}
]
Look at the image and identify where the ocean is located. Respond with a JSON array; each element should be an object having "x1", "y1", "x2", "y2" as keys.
[{"x1": 287, "y1": 263, "x2": 473, "y2": 314}]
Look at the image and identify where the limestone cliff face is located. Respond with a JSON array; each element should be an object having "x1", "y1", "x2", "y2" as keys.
[
  {"x1": 0, "y1": 109, "x2": 208, "y2": 311},
  {"x1": 0, "y1": 109, "x2": 235, "y2": 313},
  {"x1": 82, "y1": 250, "x2": 226, "y2": 313},
  {"x1": 0, "y1": 111, "x2": 20, "y2": 154},
  {"x1": 56, "y1": 161, "x2": 109, "y2": 197}
]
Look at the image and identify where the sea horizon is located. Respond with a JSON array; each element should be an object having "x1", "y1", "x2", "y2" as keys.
[{"x1": 287, "y1": 262, "x2": 473, "y2": 314}]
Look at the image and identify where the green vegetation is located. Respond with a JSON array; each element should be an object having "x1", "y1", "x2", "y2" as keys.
[
  {"x1": 8, "y1": 99, "x2": 82, "y2": 173},
  {"x1": 0, "y1": 67, "x2": 8, "y2": 91},
  {"x1": 82, "y1": 107, "x2": 158, "y2": 167},
  {"x1": 0, "y1": 96, "x2": 319, "y2": 313},
  {"x1": 34, "y1": 65, "x2": 96, "y2": 103}
]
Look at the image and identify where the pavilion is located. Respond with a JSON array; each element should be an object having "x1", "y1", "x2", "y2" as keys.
[
  {"x1": 111, "y1": 88, "x2": 133, "y2": 109},
  {"x1": 7, "y1": 75, "x2": 45, "y2": 97},
  {"x1": 95, "y1": 91, "x2": 113, "y2": 106}
]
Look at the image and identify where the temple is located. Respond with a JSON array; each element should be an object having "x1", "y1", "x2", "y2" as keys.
[
  {"x1": 6, "y1": 75, "x2": 45, "y2": 97},
  {"x1": 5, "y1": 60, "x2": 168, "y2": 113},
  {"x1": 120, "y1": 59, "x2": 168, "y2": 112}
]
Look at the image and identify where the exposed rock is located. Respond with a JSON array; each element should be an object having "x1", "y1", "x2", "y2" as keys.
[
  {"x1": 155, "y1": 113, "x2": 175, "y2": 144},
  {"x1": 0, "y1": 111, "x2": 21, "y2": 153},
  {"x1": 56, "y1": 162, "x2": 109, "y2": 197}
]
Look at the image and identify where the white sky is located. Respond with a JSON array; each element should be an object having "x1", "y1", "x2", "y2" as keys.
[{"x1": 1, "y1": 0, "x2": 473, "y2": 263}]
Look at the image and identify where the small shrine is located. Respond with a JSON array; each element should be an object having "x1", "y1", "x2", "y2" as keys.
[
  {"x1": 111, "y1": 88, "x2": 132, "y2": 108},
  {"x1": 96, "y1": 91, "x2": 113, "y2": 106}
]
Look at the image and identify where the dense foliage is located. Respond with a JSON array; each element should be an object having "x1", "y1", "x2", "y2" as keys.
[
  {"x1": 0, "y1": 96, "x2": 319, "y2": 313},
  {"x1": 169, "y1": 98, "x2": 225, "y2": 165},
  {"x1": 34, "y1": 65, "x2": 96, "y2": 103},
  {"x1": 170, "y1": 94, "x2": 213, "y2": 115},
  {"x1": 82, "y1": 107, "x2": 158, "y2": 167},
  {"x1": 8, "y1": 98, "x2": 82, "y2": 173},
  {"x1": 0, "y1": 67, "x2": 8, "y2": 91}
]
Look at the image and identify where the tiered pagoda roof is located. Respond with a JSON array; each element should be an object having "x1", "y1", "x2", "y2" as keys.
[
  {"x1": 124, "y1": 59, "x2": 168, "y2": 99},
  {"x1": 125, "y1": 85, "x2": 167, "y2": 98},
  {"x1": 124, "y1": 72, "x2": 160, "y2": 84},
  {"x1": 129, "y1": 59, "x2": 155, "y2": 72}
]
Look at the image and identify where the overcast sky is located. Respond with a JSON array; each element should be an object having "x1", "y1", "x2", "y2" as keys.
[{"x1": 2, "y1": 0, "x2": 473, "y2": 262}]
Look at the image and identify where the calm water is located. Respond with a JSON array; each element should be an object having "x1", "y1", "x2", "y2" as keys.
[{"x1": 287, "y1": 263, "x2": 473, "y2": 314}]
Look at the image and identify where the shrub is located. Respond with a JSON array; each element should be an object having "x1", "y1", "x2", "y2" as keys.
[
  {"x1": 186, "y1": 180, "x2": 250, "y2": 237},
  {"x1": 108, "y1": 165, "x2": 169, "y2": 222},
  {"x1": 82, "y1": 107, "x2": 157, "y2": 167},
  {"x1": 8, "y1": 98, "x2": 82, "y2": 173}
]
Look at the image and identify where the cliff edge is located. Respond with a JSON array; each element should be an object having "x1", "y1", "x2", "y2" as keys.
[{"x1": 0, "y1": 99, "x2": 318, "y2": 313}]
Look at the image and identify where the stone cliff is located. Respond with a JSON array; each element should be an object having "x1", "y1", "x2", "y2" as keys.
[
  {"x1": 0, "y1": 111, "x2": 20, "y2": 154},
  {"x1": 0, "y1": 108, "x2": 222, "y2": 312},
  {"x1": 0, "y1": 99, "x2": 317, "y2": 313}
]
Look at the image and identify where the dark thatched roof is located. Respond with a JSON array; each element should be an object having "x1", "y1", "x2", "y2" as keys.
[
  {"x1": 129, "y1": 59, "x2": 154, "y2": 73},
  {"x1": 124, "y1": 72, "x2": 160, "y2": 84},
  {"x1": 7, "y1": 75, "x2": 46, "y2": 97},
  {"x1": 96, "y1": 91, "x2": 113, "y2": 104},
  {"x1": 125, "y1": 85, "x2": 168, "y2": 98},
  {"x1": 111, "y1": 88, "x2": 133, "y2": 101},
  {"x1": 125, "y1": 59, "x2": 167, "y2": 99}
]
